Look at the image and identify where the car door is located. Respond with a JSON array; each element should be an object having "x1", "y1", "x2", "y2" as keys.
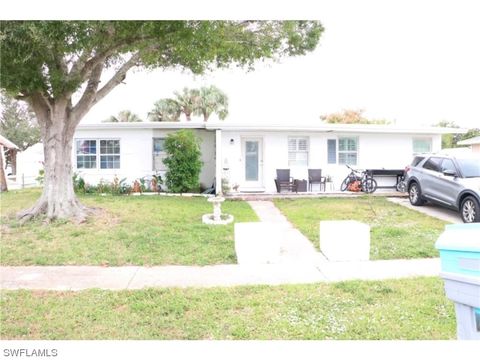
[
  {"x1": 434, "y1": 158, "x2": 463, "y2": 206},
  {"x1": 420, "y1": 156, "x2": 443, "y2": 200}
]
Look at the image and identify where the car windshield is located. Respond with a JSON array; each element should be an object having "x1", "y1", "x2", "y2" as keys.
[{"x1": 457, "y1": 158, "x2": 480, "y2": 178}]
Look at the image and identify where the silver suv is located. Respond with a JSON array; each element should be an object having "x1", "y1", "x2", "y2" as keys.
[{"x1": 405, "y1": 153, "x2": 480, "y2": 223}]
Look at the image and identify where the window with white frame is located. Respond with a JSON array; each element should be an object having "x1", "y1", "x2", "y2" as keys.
[
  {"x1": 100, "y1": 140, "x2": 120, "y2": 169},
  {"x1": 338, "y1": 137, "x2": 358, "y2": 165},
  {"x1": 75, "y1": 139, "x2": 120, "y2": 169},
  {"x1": 153, "y1": 138, "x2": 167, "y2": 171},
  {"x1": 413, "y1": 138, "x2": 432, "y2": 155},
  {"x1": 288, "y1": 137, "x2": 309, "y2": 166}
]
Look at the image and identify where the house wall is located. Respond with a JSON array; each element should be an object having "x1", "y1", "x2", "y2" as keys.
[
  {"x1": 472, "y1": 144, "x2": 480, "y2": 153},
  {"x1": 221, "y1": 131, "x2": 442, "y2": 192},
  {"x1": 15, "y1": 143, "x2": 44, "y2": 186},
  {"x1": 73, "y1": 128, "x2": 215, "y2": 190}
]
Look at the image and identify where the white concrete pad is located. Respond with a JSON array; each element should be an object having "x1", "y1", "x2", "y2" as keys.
[
  {"x1": 234, "y1": 222, "x2": 283, "y2": 264},
  {"x1": 320, "y1": 220, "x2": 370, "y2": 261}
]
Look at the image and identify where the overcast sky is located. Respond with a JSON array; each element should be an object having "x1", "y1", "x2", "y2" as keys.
[{"x1": 6, "y1": 0, "x2": 480, "y2": 128}]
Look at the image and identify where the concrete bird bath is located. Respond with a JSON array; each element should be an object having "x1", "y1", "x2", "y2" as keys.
[{"x1": 202, "y1": 196, "x2": 234, "y2": 225}]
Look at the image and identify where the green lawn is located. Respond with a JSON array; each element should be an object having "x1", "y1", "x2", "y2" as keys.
[
  {"x1": 0, "y1": 189, "x2": 258, "y2": 266},
  {"x1": 274, "y1": 197, "x2": 447, "y2": 260},
  {"x1": 0, "y1": 277, "x2": 455, "y2": 339}
]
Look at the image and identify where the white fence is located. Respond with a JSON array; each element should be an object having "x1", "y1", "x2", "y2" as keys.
[{"x1": 6, "y1": 174, "x2": 40, "y2": 190}]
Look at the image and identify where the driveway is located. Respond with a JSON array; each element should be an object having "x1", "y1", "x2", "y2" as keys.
[{"x1": 387, "y1": 197, "x2": 462, "y2": 224}]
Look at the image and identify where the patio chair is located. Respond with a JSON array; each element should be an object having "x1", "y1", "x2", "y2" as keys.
[
  {"x1": 274, "y1": 169, "x2": 297, "y2": 193},
  {"x1": 308, "y1": 169, "x2": 326, "y2": 192}
]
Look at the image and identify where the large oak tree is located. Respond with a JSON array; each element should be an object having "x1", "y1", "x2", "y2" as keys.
[{"x1": 0, "y1": 20, "x2": 323, "y2": 222}]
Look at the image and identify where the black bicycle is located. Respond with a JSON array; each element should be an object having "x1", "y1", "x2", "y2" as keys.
[{"x1": 340, "y1": 164, "x2": 378, "y2": 193}]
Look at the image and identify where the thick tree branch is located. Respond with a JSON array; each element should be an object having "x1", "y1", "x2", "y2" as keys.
[
  {"x1": 68, "y1": 35, "x2": 157, "y2": 84},
  {"x1": 28, "y1": 92, "x2": 51, "y2": 127},
  {"x1": 90, "y1": 53, "x2": 140, "y2": 108},
  {"x1": 71, "y1": 62, "x2": 105, "y2": 123}
]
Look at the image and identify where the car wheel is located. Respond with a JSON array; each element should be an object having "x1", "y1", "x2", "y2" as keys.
[
  {"x1": 460, "y1": 196, "x2": 480, "y2": 223},
  {"x1": 408, "y1": 182, "x2": 424, "y2": 206}
]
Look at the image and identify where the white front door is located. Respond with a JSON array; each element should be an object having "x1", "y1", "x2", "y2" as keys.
[{"x1": 242, "y1": 138, "x2": 263, "y2": 188}]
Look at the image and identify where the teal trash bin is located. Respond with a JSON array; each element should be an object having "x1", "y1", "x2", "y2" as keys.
[{"x1": 435, "y1": 223, "x2": 480, "y2": 340}]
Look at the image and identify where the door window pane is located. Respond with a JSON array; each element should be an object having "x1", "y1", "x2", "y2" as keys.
[
  {"x1": 423, "y1": 157, "x2": 442, "y2": 172},
  {"x1": 245, "y1": 141, "x2": 259, "y2": 181}
]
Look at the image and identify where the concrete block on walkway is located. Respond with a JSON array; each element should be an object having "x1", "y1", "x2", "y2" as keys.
[
  {"x1": 320, "y1": 220, "x2": 370, "y2": 261},
  {"x1": 235, "y1": 222, "x2": 283, "y2": 264}
]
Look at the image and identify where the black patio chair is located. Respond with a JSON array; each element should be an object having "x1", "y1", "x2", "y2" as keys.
[
  {"x1": 274, "y1": 169, "x2": 297, "y2": 193},
  {"x1": 308, "y1": 169, "x2": 326, "y2": 192}
]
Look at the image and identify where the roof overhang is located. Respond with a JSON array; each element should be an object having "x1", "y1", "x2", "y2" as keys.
[
  {"x1": 205, "y1": 122, "x2": 468, "y2": 135},
  {"x1": 458, "y1": 136, "x2": 480, "y2": 145},
  {"x1": 0, "y1": 134, "x2": 19, "y2": 149},
  {"x1": 77, "y1": 122, "x2": 205, "y2": 131},
  {"x1": 76, "y1": 121, "x2": 468, "y2": 135}
]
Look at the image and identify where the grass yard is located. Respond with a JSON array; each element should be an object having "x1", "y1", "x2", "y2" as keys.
[
  {"x1": 0, "y1": 189, "x2": 258, "y2": 266},
  {"x1": 0, "y1": 277, "x2": 455, "y2": 340},
  {"x1": 274, "y1": 197, "x2": 447, "y2": 260}
]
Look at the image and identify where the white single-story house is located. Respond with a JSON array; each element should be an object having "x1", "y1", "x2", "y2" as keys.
[
  {"x1": 72, "y1": 121, "x2": 466, "y2": 193},
  {"x1": 457, "y1": 136, "x2": 480, "y2": 153}
]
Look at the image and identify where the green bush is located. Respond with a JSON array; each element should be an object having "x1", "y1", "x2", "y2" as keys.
[{"x1": 163, "y1": 130, "x2": 202, "y2": 193}]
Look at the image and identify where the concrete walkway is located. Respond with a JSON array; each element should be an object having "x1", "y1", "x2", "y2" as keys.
[
  {"x1": 387, "y1": 197, "x2": 462, "y2": 223},
  {"x1": 244, "y1": 201, "x2": 325, "y2": 264},
  {"x1": 0, "y1": 258, "x2": 440, "y2": 290},
  {"x1": 0, "y1": 200, "x2": 442, "y2": 291}
]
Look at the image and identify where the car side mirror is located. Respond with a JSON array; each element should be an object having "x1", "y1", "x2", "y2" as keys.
[{"x1": 443, "y1": 169, "x2": 457, "y2": 177}]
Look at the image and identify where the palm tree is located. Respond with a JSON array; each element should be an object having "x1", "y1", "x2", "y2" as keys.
[
  {"x1": 148, "y1": 99, "x2": 181, "y2": 122},
  {"x1": 194, "y1": 85, "x2": 229, "y2": 122},
  {"x1": 103, "y1": 110, "x2": 142, "y2": 123},
  {"x1": 173, "y1": 88, "x2": 200, "y2": 121}
]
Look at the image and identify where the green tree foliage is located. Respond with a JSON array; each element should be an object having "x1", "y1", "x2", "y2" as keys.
[
  {"x1": 150, "y1": 85, "x2": 229, "y2": 122},
  {"x1": 1, "y1": 21, "x2": 323, "y2": 100},
  {"x1": 434, "y1": 120, "x2": 461, "y2": 148},
  {"x1": 103, "y1": 110, "x2": 142, "y2": 123},
  {"x1": 194, "y1": 85, "x2": 229, "y2": 121},
  {"x1": 433, "y1": 120, "x2": 480, "y2": 148},
  {"x1": 0, "y1": 91, "x2": 41, "y2": 175},
  {"x1": 163, "y1": 130, "x2": 202, "y2": 193},
  {"x1": 462, "y1": 128, "x2": 480, "y2": 141},
  {"x1": 148, "y1": 99, "x2": 182, "y2": 122},
  {"x1": 320, "y1": 109, "x2": 392, "y2": 125},
  {"x1": 0, "y1": 91, "x2": 40, "y2": 151},
  {"x1": 173, "y1": 88, "x2": 200, "y2": 121}
]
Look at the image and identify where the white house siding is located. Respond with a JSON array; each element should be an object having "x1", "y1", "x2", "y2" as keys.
[
  {"x1": 73, "y1": 128, "x2": 215, "y2": 189},
  {"x1": 221, "y1": 131, "x2": 442, "y2": 192},
  {"x1": 73, "y1": 128, "x2": 154, "y2": 186}
]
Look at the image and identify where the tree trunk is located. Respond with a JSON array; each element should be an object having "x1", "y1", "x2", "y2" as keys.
[
  {"x1": 17, "y1": 101, "x2": 89, "y2": 223},
  {"x1": 10, "y1": 149, "x2": 17, "y2": 176},
  {"x1": 0, "y1": 145, "x2": 8, "y2": 192}
]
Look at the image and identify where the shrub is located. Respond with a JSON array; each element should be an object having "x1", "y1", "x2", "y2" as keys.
[
  {"x1": 163, "y1": 130, "x2": 202, "y2": 193},
  {"x1": 73, "y1": 172, "x2": 86, "y2": 193}
]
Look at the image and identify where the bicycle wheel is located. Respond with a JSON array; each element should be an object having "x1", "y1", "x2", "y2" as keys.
[
  {"x1": 362, "y1": 178, "x2": 377, "y2": 193},
  {"x1": 340, "y1": 176, "x2": 350, "y2": 191}
]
